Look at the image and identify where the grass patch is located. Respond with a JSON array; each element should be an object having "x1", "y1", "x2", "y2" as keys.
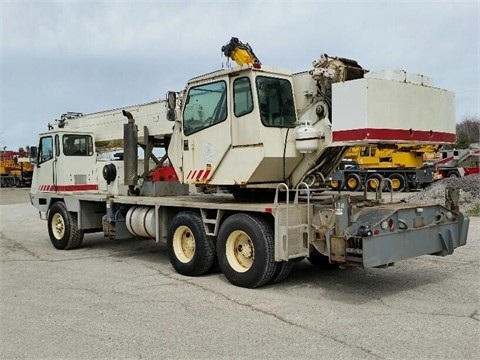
[{"x1": 466, "y1": 203, "x2": 480, "y2": 217}]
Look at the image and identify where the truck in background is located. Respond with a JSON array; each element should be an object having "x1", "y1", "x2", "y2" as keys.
[
  {"x1": 0, "y1": 149, "x2": 35, "y2": 187},
  {"x1": 433, "y1": 145, "x2": 480, "y2": 179},
  {"x1": 328, "y1": 144, "x2": 439, "y2": 192}
]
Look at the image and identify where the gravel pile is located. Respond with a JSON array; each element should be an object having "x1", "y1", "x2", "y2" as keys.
[{"x1": 404, "y1": 175, "x2": 480, "y2": 213}]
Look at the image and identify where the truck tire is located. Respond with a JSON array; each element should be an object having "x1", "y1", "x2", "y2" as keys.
[
  {"x1": 388, "y1": 173, "x2": 406, "y2": 192},
  {"x1": 167, "y1": 211, "x2": 215, "y2": 277},
  {"x1": 47, "y1": 202, "x2": 84, "y2": 250},
  {"x1": 307, "y1": 248, "x2": 338, "y2": 268},
  {"x1": 217, "y1": 213, "x2": 276, "y2": 288},
  {"x1": 330, "y1": 180, "x2": 342, "y2": 191},
  {"x1": 345, "y1": 173, "x2": 362, "y2": 191},
  {"x1": 270, "y1": 260, "x2": 294, "y2": 284},
  {"x1": 366, "y1": 173, "x2": 384, "y2": 192},
  {"x1": 447, "y1": 170, "x2": 460, "y2": 178}
]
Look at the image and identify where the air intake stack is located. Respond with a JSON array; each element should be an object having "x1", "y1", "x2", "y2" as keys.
[{"x1": 122, "y1": 110, "x2": 138, "y2": 194}]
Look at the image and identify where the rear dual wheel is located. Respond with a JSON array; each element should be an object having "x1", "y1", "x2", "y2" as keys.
[
  {"x1": 167, "y1": 211, "x2": 216, "y2": 276},
  {"x1": 168, "y1": 212, "x2": 292, "y2": 287},
  {"x1": 217, "y1": 214, "x2": 278, "y2": 288}
]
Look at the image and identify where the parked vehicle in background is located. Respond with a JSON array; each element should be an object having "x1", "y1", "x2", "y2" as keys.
[
  {"x1": 433, "y1": 145, "x2": 480, "y2": 179},
  {"x1": 0, "y1": 149, "x2": 35, "y2": 187},
  {"x1": 328, "y1": 144, "x2": 438, "y2": 192}
]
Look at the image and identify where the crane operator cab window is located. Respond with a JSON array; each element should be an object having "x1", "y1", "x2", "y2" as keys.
[
  {"x1": 62, "y1": 134, "x2": 94, "y2": 156},
  {"x1": 183, "y1": 81, "x2": 227, "y2": 135},
  {"x1": 256, "y1": 76, "x2": 296, "y2": 127},
  {"x1": 233, "y1": 77, "x2": 253, "y2": 117}
]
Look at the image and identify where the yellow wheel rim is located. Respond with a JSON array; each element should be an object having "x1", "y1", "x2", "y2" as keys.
[
  {"x1": 51, "y1": 213, "x2": 65, "y2": 240},
  {"x1": 391, "y1": 178, "x2": 401, "y2": 190},
  {"x1": 173, "y1": 225, "x2": 196, "y2": 263},
  {"x1": 347, "y1": 178, "x2": 358, "y2": 189},
  {"x1": 369, "y1": 179, "x2": 380, "y2": 189},
  {"x1": 225, "y1": 230, "x2": 254, "y2": 273}
]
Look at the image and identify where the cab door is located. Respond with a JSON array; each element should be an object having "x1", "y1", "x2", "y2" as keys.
[
  {"x1": 181, "y1": 79, "x2": 231, "y2": 184},
  {"x1": 30, "y1": 134, "x2": 57, "y2": 212},
  {"x1": 54, "y1": 133, "x2": 97, "y2": 191}
]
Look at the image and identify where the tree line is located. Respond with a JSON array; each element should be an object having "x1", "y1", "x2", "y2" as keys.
[{"x1": 448, "y1": 116, "x2": 480, "y2": 149}]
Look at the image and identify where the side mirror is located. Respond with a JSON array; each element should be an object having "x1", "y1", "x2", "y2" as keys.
[
  {"x1": 30, "y1": 146, "x2": 38, "y2": 164},
  {"x1": 167, "y1": 91, "x2": 176, "y2": 110},
  {"x1": 166, "y1": 109, "x2": 176, "y2": 121},
  {"x1": 166, "y1": 91, "x2": 177, "y2": 121}
]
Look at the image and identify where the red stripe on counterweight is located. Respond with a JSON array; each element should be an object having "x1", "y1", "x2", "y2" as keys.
[{"x1": 332, "y1": 128, "x2": 456, "y2": 143}]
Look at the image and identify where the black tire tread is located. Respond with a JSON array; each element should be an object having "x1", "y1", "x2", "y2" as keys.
[
  {"x1": 167, "y1": 211, "x2": 215, "y2": 277},
  {"x1": 217, "y1": 213, "x2": 276, "y2": 288},
  {"x1": 388, "y1": 173, "x2": 406, "y2": 192},
  {"x1": 48, "y1": 202, "x2": 84, "y2": 250},
  {"x1": 345, "y1": 173, "x2": 362, "y2": 191},
  {"x1": 270, "y1": 260, "x2": 294, "y2": 284}
]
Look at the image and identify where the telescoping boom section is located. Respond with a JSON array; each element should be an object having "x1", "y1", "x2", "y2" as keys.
[{"x1": 30, "y1": 41, "x2": 468, "y2": 288}]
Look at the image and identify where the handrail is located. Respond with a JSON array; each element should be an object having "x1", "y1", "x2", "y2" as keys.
[
  {"x1": 378, "y1": 178, "x2": 393, "y2": 203},
  {"x1": 295, "y1": 181, "x2": 311, "y2": 244}
]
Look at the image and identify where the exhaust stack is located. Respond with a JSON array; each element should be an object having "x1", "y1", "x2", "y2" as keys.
[{"x1": 122, "y1": 110, "x2": 138, "y2": 194}]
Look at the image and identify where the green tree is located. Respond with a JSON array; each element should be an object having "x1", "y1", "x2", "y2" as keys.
[
  {"x1": 455, "y1": 131, "x2": 470, "y2": 149},
  {"x1": 455, "y1": 116, "x2": 479, "y2": 148},
  {"x1": 446, "y1": 116, "x2": 480, "y2": 149}
]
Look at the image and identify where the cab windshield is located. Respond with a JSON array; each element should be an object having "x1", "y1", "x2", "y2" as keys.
[{"x1": 256, "y1": 76, "x2": 296, "y2": 127}]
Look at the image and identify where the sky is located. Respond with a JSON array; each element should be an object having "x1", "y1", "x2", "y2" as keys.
[{"x1": 1, "y1": 0, "x2": 479, "y2": 150}]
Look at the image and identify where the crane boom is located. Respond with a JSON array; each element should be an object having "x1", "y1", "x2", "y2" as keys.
[{"x1": 50, "y1": 100, "x2": 171, "y2": 152}]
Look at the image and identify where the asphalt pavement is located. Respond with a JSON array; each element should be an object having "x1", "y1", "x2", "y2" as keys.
[{"x1": 1, "y1": 188, "x2": 478, "y2": 360}]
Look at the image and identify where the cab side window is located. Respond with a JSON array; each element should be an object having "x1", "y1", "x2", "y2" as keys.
[
  {"x1": 63, "y1": 134, "x2": 94, "y2": 156},
  {"x1": 38, "y1": 136, "x2": 54, "y2": 164},
  {"x1": 233, "y1": 77, "x2": 253, "y2": 117},
  {"x1": 256, "y1": 76, "x2": 296, "y2": 127},
  {"x1": 183, "y1": 81, "x2": 227, "y2": 135}
]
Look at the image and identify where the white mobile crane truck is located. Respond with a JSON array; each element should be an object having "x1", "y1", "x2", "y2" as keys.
[{"x1": 30, "y1": 38, "x2": 469, "y2": 288}]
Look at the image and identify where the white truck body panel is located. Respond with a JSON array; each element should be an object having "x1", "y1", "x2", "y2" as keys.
[{"x1": 331, "y1": 77, "x2": 455, "y2": 144}]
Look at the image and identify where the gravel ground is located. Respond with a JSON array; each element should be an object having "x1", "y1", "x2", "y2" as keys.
[{"x1": 404, "y1": 175, "x2": 480, "y2": 214}]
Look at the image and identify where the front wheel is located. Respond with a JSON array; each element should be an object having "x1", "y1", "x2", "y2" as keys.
[
  {"x1": 217, "y1": 214, "x2": 276, "y2": 288},
  {"x1": 167, "y1": 211, "x2": 215, "y2": 276},
  {"x1": 47, "y1": 202, "x2": 84, "y2": 250}
]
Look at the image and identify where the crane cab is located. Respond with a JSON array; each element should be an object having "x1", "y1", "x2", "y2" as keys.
[{"x1": 167, "y1": 65, "x2": 307, "y2": 190}]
